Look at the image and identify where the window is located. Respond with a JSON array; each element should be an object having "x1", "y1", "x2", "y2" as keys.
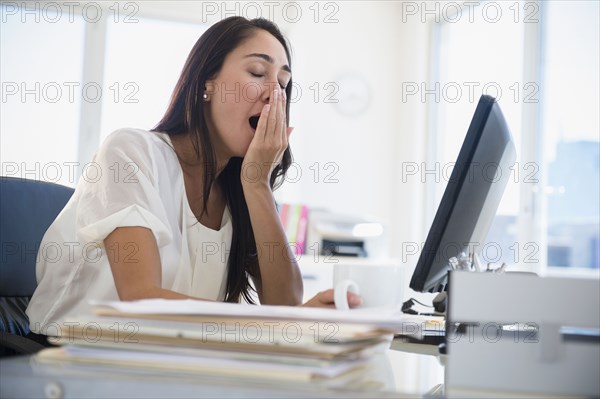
[
  {"x1": 431, "y1": 0, "x2": 600, "y2": 271},
  {"x1": 1, "y1": 4, "x2": 207, "y2": 186},
  {"x1": 100, "y1": 17, "x2": 206, "y2": 139},
  {"x1": 430, "y1": 1, "x2": 525, "y2": 267},
  {"x1": 541, "y1": 1, "x2": 599, "y2": 269},
  {"x1": 1, "y1": 5, "x2": 85, "y2": 187}
]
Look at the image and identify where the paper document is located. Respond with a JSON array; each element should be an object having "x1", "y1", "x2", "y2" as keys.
[
  {"x1": 38, "y1": 346, "x2": 369, "y2": 382},
  {"x1": 91, "y1": 298, "x2": 410, "y2": 330}
]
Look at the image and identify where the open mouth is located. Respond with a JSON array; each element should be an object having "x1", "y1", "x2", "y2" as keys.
[{"x1": 248, "y1": 115, "x2": 260, "y2": 131}]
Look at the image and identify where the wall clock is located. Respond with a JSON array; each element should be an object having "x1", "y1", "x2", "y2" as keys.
[{"x1": 334, "y1": 73, "x2": 371, "y2": 116}]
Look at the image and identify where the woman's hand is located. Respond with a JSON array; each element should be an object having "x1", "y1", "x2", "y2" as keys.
[
  {"x1": 301, "y1": 289, "x2": 363, "y2": 309},
  {"x1": 241, "y1": 88, "x2": 293, "y2": 188}
]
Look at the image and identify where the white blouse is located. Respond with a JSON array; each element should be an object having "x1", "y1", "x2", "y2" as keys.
[{"x1": 26, "y1": 128, "x2": 232, "y2": 334}]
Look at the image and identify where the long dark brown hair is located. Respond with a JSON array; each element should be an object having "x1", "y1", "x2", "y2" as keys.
[{"x1": 152, "y1": 17, "x2": 293, "y2": 304}]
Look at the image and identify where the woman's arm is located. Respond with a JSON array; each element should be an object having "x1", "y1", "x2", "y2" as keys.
[
  {"x1": 242, "y1": 185, "x2": 303, "y2": 305},
  {"x1": 104, "y1": 226, "x2": 205, "y2": 301},
  {"x1": 105, "y1": 227, "x2": 352, "y2": 307},
  {"x1": 241, "y1": 89, "x2": 303, "y2": 305}
]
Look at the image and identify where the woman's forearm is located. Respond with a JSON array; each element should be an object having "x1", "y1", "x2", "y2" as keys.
[
  {"x1": 242, "y1": 182, "x2": 303, "y2": 305},
  {"x1": 119, "y1": 286, "x2": 207, "y2": 301}
]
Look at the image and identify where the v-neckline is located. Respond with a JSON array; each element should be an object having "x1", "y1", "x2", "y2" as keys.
[
  {"x1": 157, "y1": 132, "x2": 229, "y2": 232},
  {"x1": 182, "y1": 191, "x2": 229, "y2": 232}
]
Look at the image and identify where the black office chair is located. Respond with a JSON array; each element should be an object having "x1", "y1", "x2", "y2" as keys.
[{"x1": 0, "y1": 177, "x2": 74, "y2": 357}]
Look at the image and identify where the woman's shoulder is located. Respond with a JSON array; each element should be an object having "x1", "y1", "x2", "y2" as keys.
[
  {"x1": 92, "y1": 128, "x2": 177, "y2": 179},
  {"x1": 102, "y1": 128, "x2": 171, "y2": 150},
  {"x1": 98, "y1": 128, "x2": 175, "y2": 163}
]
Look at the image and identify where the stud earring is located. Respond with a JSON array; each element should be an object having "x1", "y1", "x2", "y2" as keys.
[{"x1": 203, "y1": 93, "x2": 208, "y2": 101}]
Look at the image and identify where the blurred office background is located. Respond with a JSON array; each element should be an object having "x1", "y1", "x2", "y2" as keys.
[{"x1": 1, "y1": 0, "x2": 598, "y2": 392}]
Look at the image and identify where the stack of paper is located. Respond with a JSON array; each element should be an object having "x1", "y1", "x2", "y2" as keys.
[{"x1": 38, "y1": 299, "x2": 405, "y2": 385}]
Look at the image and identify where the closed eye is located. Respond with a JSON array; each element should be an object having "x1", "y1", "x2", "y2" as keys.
[{"x1": 250, "y1": 72, "x2": 287, "y2": 89}]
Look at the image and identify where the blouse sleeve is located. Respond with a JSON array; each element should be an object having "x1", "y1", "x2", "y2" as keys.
[{"x1": 75, "y1": 129, "x2": 173, "y2": 248}]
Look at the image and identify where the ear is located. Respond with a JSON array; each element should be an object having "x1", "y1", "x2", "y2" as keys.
[{"x1": 204, "y1": 81, "x2": 217, "y2": 101}]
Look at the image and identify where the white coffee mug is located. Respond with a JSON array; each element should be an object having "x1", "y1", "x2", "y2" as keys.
[{"x1": 333, "y1": 262, "x2": 404, "y2": 310}]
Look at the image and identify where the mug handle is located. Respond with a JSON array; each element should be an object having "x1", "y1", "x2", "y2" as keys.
[{"x1": 334, "y1": 279, "x2": 360, "y2": 310}]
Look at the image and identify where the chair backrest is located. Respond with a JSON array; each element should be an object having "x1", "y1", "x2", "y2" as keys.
[{"x1": 0, "y1": 177, "x2": 74, "y2": 334}]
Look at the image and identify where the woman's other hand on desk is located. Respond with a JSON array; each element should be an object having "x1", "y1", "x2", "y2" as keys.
[{"x1": 301, "y1": 289, "x2": 362, "y2": 309}]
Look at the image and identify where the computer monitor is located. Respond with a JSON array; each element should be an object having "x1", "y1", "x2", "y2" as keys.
[{"x1": 409, "y1": 95, "x2": 517, "y2": 294}]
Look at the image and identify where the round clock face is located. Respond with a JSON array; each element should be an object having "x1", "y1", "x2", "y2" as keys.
[{"x1": 334, "y1": 74, "x2": 371, "y2": 116}]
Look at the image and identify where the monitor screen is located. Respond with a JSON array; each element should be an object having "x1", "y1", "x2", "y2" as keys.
[{"x1": 409, "y1": 95, "x2": 517, "y2": 293}]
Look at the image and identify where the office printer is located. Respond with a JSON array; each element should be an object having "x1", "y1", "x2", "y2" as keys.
[{"x1": 306, "y1": 209, "x2": 387, "y2": 258}]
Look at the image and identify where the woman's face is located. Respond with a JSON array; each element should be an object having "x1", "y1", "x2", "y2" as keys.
[{"x1": 204, "y1": 29, "x2": 291, "y2": 160}]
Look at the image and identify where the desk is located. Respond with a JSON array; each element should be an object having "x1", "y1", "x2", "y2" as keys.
[{"x1": 0, "y1": 344, "x2": 442, "y2": 399}]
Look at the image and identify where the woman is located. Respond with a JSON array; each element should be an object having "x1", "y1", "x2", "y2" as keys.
[{"x1": 26, "y1": 17, "x2": 360, "y2": 336}]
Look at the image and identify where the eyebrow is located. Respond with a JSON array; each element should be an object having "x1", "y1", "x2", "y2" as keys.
[{"x1": 244, "y1": 53, "x2": 291, "y2": 73}]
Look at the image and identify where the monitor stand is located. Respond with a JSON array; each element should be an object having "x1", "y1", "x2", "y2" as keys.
[{"x1": 432, "y1": 292, "x2": 447, "y2": 313}]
